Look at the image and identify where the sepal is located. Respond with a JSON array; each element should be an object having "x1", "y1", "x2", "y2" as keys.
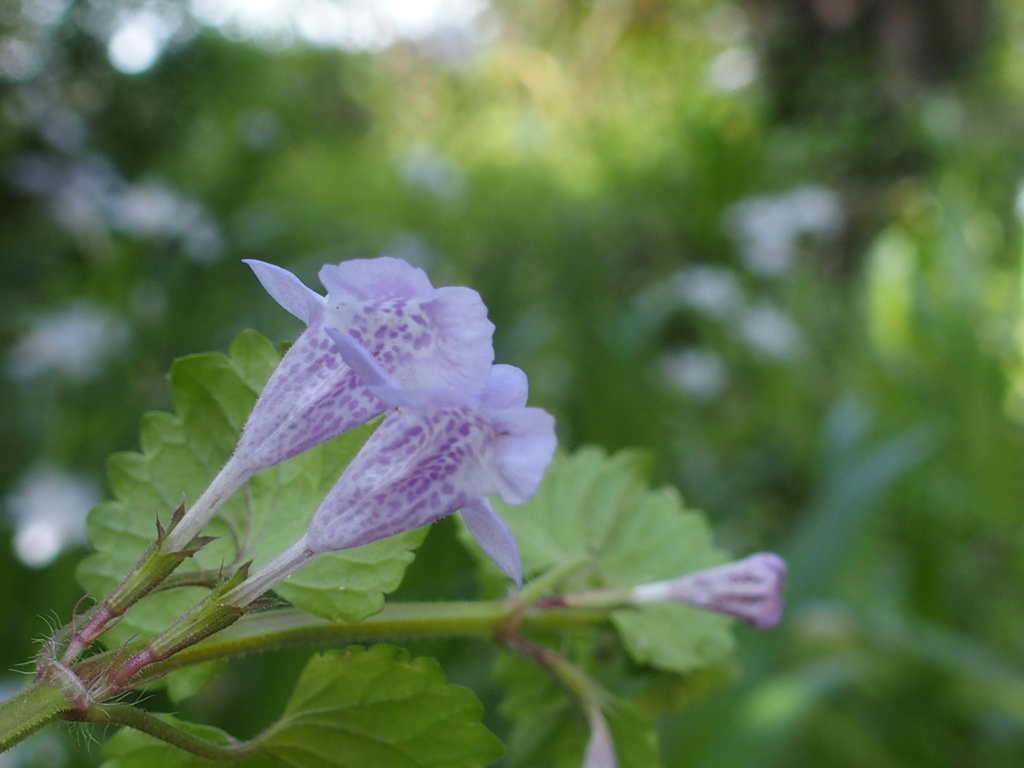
[{"x1": 244, "y1": 259, "x2": 324, "y2": 323}]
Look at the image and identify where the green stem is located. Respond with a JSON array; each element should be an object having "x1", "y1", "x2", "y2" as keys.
[
  {"x1": 2, "y1": 600, "x2": 610, "y2": 754},
  {"x1": 516, "y1": 557, "x2": 592, "y2": 607},
  {"x1": 155, "y1": 570, "x2": 224, "y2": 592},
  {"x1": 134, "y1": 601, "x2": 609, "y2": 684},
  {"x1": 61, "y1": 535, "x2": 194, "y2": 663},
  {"x1": 85, "y1": 704, "x2": 256, "y2": 761},
  {"x1": 0, "y1": 684, "x2": 72, "y2": 753}
]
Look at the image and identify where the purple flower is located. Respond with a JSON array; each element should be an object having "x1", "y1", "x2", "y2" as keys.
[
  {"x1": 630, "y1": 553, "x2": 787, "y2": 629},
  {"x1": 301, "y1": 332, "x2": 557, "y2": 586},
  {"x1": 164, "y1": 257, "x2": 495, "y2": 552},
  {"x1": 239, "y1": 257, "x2": 495, "y2": 470},
  {"x1": 582, "y1": 706, "x2": 617, "y2": 768}
]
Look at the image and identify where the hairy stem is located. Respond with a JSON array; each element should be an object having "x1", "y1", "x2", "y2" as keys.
[
  {"x1": 0, "y1": 684, "x2": 72, "y2": 753},
  {"x1": 3, "y1": 600, "x2": 610, "y2": 754},
  {"x1": 61, "y1": 518, "x2": 196, "y2": 664},
  {"x1": 131, "y1": 601, "x2": 610, "y2": 685},
  {"x1": 85, "y1": 704, "x2": 258, "y2": 761}
]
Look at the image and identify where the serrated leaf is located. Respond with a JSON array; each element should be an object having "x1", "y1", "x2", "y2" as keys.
[
  {"x1": 492, "y1": 447, "x2": 735, "y2": 674},
  {"x1": 493, "y1": 651, "x2": 660, "y2": 768},
  {"x1": 77, "y1": 329, "x2": 424, "y2": 648},
  {"x1": 101, "y1": 646, "x2": 504, "y2": 768},
  {"x1": 273, "y1": 528, "x2": 428, "y2": 620}
]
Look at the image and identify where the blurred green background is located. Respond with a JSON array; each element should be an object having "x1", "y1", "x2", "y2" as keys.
[{"x1": 4, "y1": 0, "x2": 1024, "y2": 765}]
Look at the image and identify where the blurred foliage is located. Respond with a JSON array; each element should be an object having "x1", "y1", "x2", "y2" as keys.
[{"x1": 4, "y1": 0, "x2": 1024, "y2": 765}]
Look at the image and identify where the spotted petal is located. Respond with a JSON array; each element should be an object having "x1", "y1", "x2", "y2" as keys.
[
  {"x1": 302, "y1": 335, "x2": 554, "y2": 585},
  {"x1": 325, "y1": 328, "x2": 472, "y2": 411},
  {"x1": 305, "y1": 406, "x2": 493, "y2": 553}
]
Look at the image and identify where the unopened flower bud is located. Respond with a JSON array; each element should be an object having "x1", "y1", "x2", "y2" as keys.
[{"x1": 630, "y1": 552, "x2": 786, "y2": 628}]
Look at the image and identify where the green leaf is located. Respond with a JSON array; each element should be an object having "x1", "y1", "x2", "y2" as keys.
[
  {"x1": 493, "y1": 447, "x2": 735, "y2": 674},
  {"x1": 101, "y1": 646, "x2": 504, "y2": 768},
  {"x1": 272, "y1": 528, "x2": 429, "y2": 621},
  {"x1": 165, "y1": 660, "x2": 227, "y2": 704},
  {"x1": 492, "y1": 651, "x2": 660, "y2": 768},
  {"x1": 77, "y1": 329, "x2": 425, "y2": 644}
]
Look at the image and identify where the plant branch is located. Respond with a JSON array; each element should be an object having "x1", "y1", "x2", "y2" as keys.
[
  {"x1": 84, "y1": 704, "x2": 258, "y2": 761},
  {"x1": 134, "y1": 601, "x2": 610, "y2": 685},
  {"x1": 0, "y1": 684, "x2": 72, "y2": 753}
]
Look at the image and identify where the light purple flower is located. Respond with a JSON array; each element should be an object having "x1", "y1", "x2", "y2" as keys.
[
  {"x1": 163, "y1": 257, "x2": 495, "y2": 552},
  {"x1": 238, "y1": 257, "x2": 495, "y2": 470},
  {"x1": 582, "y1": 706, "x2": 617, "y2": 768},
  {"x1": 630, "y1": 553, "x2": 786, "y2": 629},
  {"x1": 301, "y1": 332, "x2": 557, "y2": 586}
]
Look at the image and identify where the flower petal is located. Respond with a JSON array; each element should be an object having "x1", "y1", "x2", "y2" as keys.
[
  {"x1": 234, "y1": 317, "x2": 383, "y2": 471},
  {"x1": 488, "y1": 407, "x2": 557, "y2": 504},
  {"x1": 325, "y1": 328, "x2": 473, "y2": 411},
  {"x1": 421, "y1": 286, "x2": 496, "y2": 392},
  {"x1": 305, "y1": 407, "x2": 492, "y2": 553},
  {"x1": 244, "y1": 259, "x2": 324, "y2": 324},
  {"x1": 582, "y1": 706, "x2": 617, "y2": 768},
  {"x1": 321, "y1": 276, "x2": 494, "y2": 394},
  {"x1": 323, "y1": 327, "x2": 394, "y2": 389},
  {"x1": 481, "y1": 364, "x2": 528, "y2": 410},
  {"x1": 319, "y1": 256, "x2": 435, "y2": 301},
  {"x1": 461, "y1": 498, "x2": 522, "y2": 587}
]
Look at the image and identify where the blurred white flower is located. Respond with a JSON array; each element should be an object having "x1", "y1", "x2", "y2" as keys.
[
  {"x1": 740, "y1": 303, "x2": 804, "y2": 360},
  {"x1": 398, "y1": 143, "x2": 465, "y2": 199},
  {"x1": 39, "y1": 107, "x2": 88, "y2": 152},
  {"x1": 22, "y1": 0, "x2": 73, "y2": 27},
  {"x1": 671, "y1": 265, "x2": 743, "y2": 319},
  {"x1": 107, "y1": 2, "x2": 185, "y2": 74},
  {"x1": 786, "y1": 186, "x2": 845, "y2": 234},
  {"x1": 0, "y1": 37, "x2": 49, "y2": 81},
  {"x1": 8, "y1": 302, "x2": 130, "y2": 382},
  {"x1": 110, "y1": 182, "x2": 224, "y2": 261},
  {"x1": 191, "y1": 0, "x2": 489, "y2": 52},
  {"x1": 5, "y1": 466, "x2": 97, "y2": 568},
  {"x1": 661, "y1": 349, "x2": 728, "y2": 400},
  {"x1": 707, "y1": 46, "x2": 757, "y2": 92},
  {"x1": 725, "y1": 185, "x2": 843, "y2": 276},
  {"x1": 109, "y1": 181, "x2": 183, "y2": 234},
  {"x1": 8, "y1": 155, "x2": 223, "y2": 261}
]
